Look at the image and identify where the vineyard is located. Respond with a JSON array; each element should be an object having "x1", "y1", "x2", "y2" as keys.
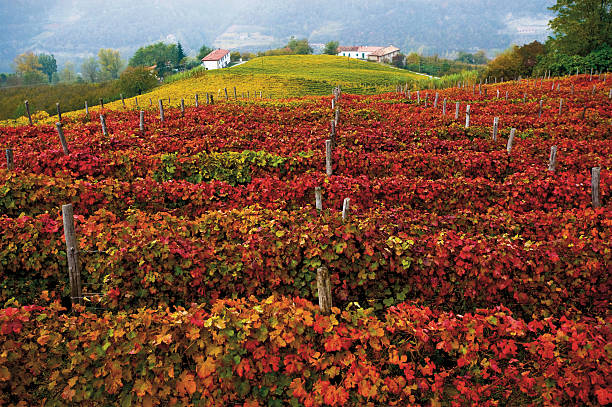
[{"x1": 0, "y1": 73, "x2": 611, "y2": 405}]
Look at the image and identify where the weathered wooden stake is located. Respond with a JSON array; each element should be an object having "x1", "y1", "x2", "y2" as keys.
[
  {"x1": 507, "y1": 128, "x2": 516, "y2": 154},
  {"x1": 465, "y1": 104, "x2": 471, "y2": 128},
  {"x1": 85, "y1": 101, "x2": 89, "y2": 116},
  {"x1": 538, "y1": 99, "x2": 543, "y2": 118},
  {"x1": 25, "y1": 100, "x2": 33, "y2": 125},
  {"x1": 492, "y1": 117, "x2": 499, "y2": 141},
  {"x1": 334, "y1": 107, "x2": 340, "y2": 127},
  {"x1": 158, "y1": 99, "x2": 164, "y2": 122},
  {"x1": 315, "y1": 187, "x2": 322, "y2": 211},
  {"x1": 56, "y1": 102, "x2": 62, "y2": 122},
  {"x1": 62, "y1": 204, "x2": 82, "y2": 306},
  {"x1": 195, "y1": 94, "x2": 199, "y2": 107},
  {"x1": 609, "y1": 88, "x2": 612, "y2": 99},
  {"x1": 135, "y1": 96, "x2": 138, "y2": 107},
  {"x1": 591, "y1": 167, "x2": 601, "y2": 208},
  {"x1": 206, "y1": 93, "x2": 210, "y2": 104},
  {"x1": 5, "y1": 149, "x2": 14, "y2": 170},
  {"x1": 100, "y1": 114, "x2": 108, "y2": 136},
  {"x1": 434, "y1": 92, "x2": 439, "y2": 108},
  {"x1": 56, "y1": 122, "x2": 69, "y2": 155},
  {"x1": 100, "y1": 98, "x2": 104, "y2": 109},
  {"x1": 224, "y1": 88, "x2": 229, "y2": 100},
  {"x1": 316, "y1": 266, "x2": 332, "y2": 314},
  {"x1": 417, "y1": 90, "x2": 420, "y2": 104},
  {"x1": 332, "y1": 98, "x2": 335, "y2": 110},
  {"x1": 325, "y1": 140, "x2": 333, "y2": 176},
  {"x1": 210, "y1": 95, "x2": 214, "y2": 105},
  {"x1": 342, "y1": 198, "x2": 350, "y2": 222},
  {"x1": 592, "y1": 85, "x2": 596, "y2": 96},
  {"x1": 455, "y1": 102, "x2": 460, "y2": 120},
  {"x1": 558, "y1": 98, "x2": 563, "y2": 116},
  {"x1": 139, "y1": 110, "x2": 145, "y2": 133},
  {"x1": 548, "y1": 146, "x2": 558, "y2": 171},
  {"x1": 330, "y1": 120, "x2": 336, "y2": 147},
  {"x1": 442, "y1": 98, "x2": 447, "y2": 115},
  {"x1": 233, "y1": 87, "x2": 237, "y2": 99}
]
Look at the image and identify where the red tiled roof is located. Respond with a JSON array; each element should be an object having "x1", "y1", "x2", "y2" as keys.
[
  {"x1": 202, "y1": 49, "x2": 230, "y2": 61},
  {"x1": 370, "y1": 46, "x2": 400, "y2": 57},
  {"x1": 338, "y1": 46, "x2": 385, "y2": 53}
]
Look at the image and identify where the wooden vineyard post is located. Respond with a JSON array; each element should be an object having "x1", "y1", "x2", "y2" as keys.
[
  {"x1": 224, "y1": 88, "x2": 229, "y2": 100},
  {"x1": 609, "y1": 89, "x2": 612, "y2": 99},
  {"x1": 558, "y1": 99, "x2": 563, "y2": 116},
  {"x1": 455, "y1": 102, "x2": 460, "y2": 120},
  {"x1": 434, "y1": 92, "x2": 439, "y2": 108},
  {"x1": 206, "y1": 93, "x2": 210, "y2": 105},
  {"x1": 62, "y1": 204, "x2": 82, "y2": 306},
  {"x1": 85, "y1": 101, "x2": 89, "y2": 117},
  {"x1": 135, "y1": 96, "x2": 138, "y2": 107},
  {"x1": 592, "y1": 85, "x2": 596, "y2": 96},
  {"x1": 538, "y1": 99, "x2": 543, "y2": 118},
  {"x1": 591, "y1": 167, "x2": 601, "y2": 208},
  {"x1": 332, "y1": 98, "x2": 335, "y2": 110},
  {"x1": 548, "y1": 146, "x2": 558, "y2": 172},
  {"x1": 181, "y1": 98, "x2": 185, "y2": 117},
  {"x1": 334, "y1": 107, "x2": 340, "y2": 127},
  {"x1": 465, "y1": 104, "x2": 470, "y2": 128},
  {"x1": 139, "y1": 110, "x2": 145, "y2": 133},
  {"x1": 56, "y1": 102, "x2": 62, "y2": 122},
  {"x1": 315, "y1": 187, "x2": 322, "y2": 211},
  {"x1": 158, "y1": 99, "x2": 164, "y2": 122},
  {"x1": 233, "y1": 87, "x2": 237, "y2": 99},
  {"x1": 195, "y1": 93, "x2": 199, "y2": 107},
  {"x1": 149, "y1": 98, "x2": 152, "y2": 106},
  {"x1": 342, "y1": 198, "x2": 350, "y2": 222},
  {"x1": 25, "y1": 100, "x2": 32, "y2": 125},
  {"x1": 417, "y1": 90, "x2": 420, "y2": 104},
  {"x1": 330, "y1": 120, "x2": 336, "y2": 148},
  {"x1": 442, "y1": 98, "x2": 447, "y2": 116},
  {"x1": 325, "y1": 140, "x2": 333, "y2": 176},
  {"x1": 507, "y1": 128, "x2": 516, "y2": 154},
  {"x1": 5, "y1": 149, "x2": 14, "y2": 170},
  {"x1": 210, "y1": 95, "x2": 214, "y2": 105},
  {"x1": 505, "y1": 91, "x2": 508, "y2": 101},
  {"x1": 100, "y1": 114, "x2": 109, "y2": 136},
  {"x1": 316, "y1": 266, "x2": 332, "y2": 315},
  {"x1": 100, "y1": 98, "x2": 104, "y2": 109},
  {"x1": 492, "y1": 117, "x2": 499, "y2": 142},
  {"x1": 56, "y1": 122, "x2": 69, "y2": 155}
]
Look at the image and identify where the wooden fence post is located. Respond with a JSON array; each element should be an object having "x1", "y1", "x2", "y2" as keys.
[
  {"x1": 558, "y1": 98, "x2": 563, "y2": 116},
  {"x1": 206, "y1": 93, "x2": 210, "y2": 105},
  {"x1": 317, "y1": 266, "x2": 332, "y2": 314},
  {"x1": 591, "y1": 167, "x2": 601, "y2": 208},
  {"x1": 56, "y1": 122, "x2": 69, "y2": 155},
  {"x1": 548, "y1": 146, "x2": 558, "y2": 171},
  {"x1": 62, "y1": 204, "x2": 82, "y2": 306},
  {"x1": 121, "y1": 93, "x2": 125, "y2": 108},
  {"x1": 56, "y1": 102, "x2": 62, "y2": 122},
  {"x1": 455, "y1": 102, "x2": 460, "y2": 120},
  {"x1": 609, "y1": 88, "x2": 612, "y2": 99},
  {"x1": 442, "y1": 98, "x2": 446, "y2": 116},
  {"x1": 465, "y1": 104, "x2": 470, "y2": 128},
  {"x1": 492, "y1": 117, "x2": 499, "y2": 141},
  {"x1": 325, "y1": 140, "x2": 333, "y2": 176},
  {"x1": 210, "y1": 95, "x2": 214, "y2": 105},
  {"x1": 85, "y1": 101, "x2": 89, "y2": 117},
  {"x1": 5, "y1": 149, "x2": 14, "y2": 170},
  {"x1": 507, "y1": 128, "x2": 516, "y2": 154},
  {"x1": 100, "y1": 114, "x2": 108, "y2": 136},
  {"x1": 139, "y1": 110, "x2": 145, "y2": 133},
  {"x1": 233, "y1": 87, "x2": 237, "y2": 99},
  {"x1": 25, "y1": 100, "x2": 32, "y2": 125},
  {"x1": 315, "y1": 187, "x2": 322, "y2": 211},
  {"x1": 224, "y1": 88, "x2": 229, "y2": 100},
  {"x1": 505, "y1": 91, "x2": 508, "y2": 101},
  {"x1": 434, "y1": 92, "x2": 439, "y2": 108},
  {"x1": 331, "y1": 120, "x2": 336, "y2": 147},
  {"x1": 135, "y1": 96, "x2": 138, "y2": 107},
  {"x1": 342, "y1": 198, "x2": 350, "y2": 222},
  {"x1": 158, "y1": 99, "x2": 164, "y2": 122},
  {"x1": 195, "y1": 93, "x2": 199, "y2": 107}
]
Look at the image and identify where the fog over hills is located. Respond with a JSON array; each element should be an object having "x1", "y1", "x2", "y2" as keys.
[{"x1": 0, "y1": 0, "x2": 555, "y2": 72}]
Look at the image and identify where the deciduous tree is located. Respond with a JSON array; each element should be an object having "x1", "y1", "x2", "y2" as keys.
[{"x1": 98, "y1": 48, "x2": 124, "y2": 80}]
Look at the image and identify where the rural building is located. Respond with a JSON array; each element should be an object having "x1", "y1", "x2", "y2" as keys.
[
  {"x1": 201, "y1": 49, "x2": 231, "y2": 70},
  {"x1": 337, "y1": 45, "x2": 400, "y2": 63},
  {"x1": 337, "y1": 46, "x2": 386, "y2": 60},
  {"x1": 368, "y1": 46, "x2": 401, "y2": 63}
]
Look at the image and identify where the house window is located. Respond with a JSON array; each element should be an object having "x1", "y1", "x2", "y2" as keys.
[{"x1": 362, "y1": 53, "x2": 365, "y2": 58}]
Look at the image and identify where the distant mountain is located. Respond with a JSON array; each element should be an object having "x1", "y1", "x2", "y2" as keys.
[{"x1": 0, "y1": 0, "x2": 555, "y2": 73}]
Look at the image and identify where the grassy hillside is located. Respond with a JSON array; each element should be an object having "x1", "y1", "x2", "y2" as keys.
[{"x1": 1, "y1": 55, "x2": 476, "y2": 125}]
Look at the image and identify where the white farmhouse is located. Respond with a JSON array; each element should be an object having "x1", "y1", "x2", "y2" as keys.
[
  {"x1": 337, "y1": 45, "x2": 400, "y2": 63},
  {"x1": 201, "y1": 49, "x2": 231, "y2": 70}
]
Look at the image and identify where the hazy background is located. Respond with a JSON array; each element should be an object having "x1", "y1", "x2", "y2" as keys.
[{"x1": 0, "y1": 0, "x2": 555, "y2": 72}]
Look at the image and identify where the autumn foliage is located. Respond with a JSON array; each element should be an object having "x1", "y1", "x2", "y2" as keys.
[{"x1": 0, "y1": 73, "x2": 610, "y2": 405}]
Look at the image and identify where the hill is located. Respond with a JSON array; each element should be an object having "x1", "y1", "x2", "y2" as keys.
[
  {"x1": 0, "y1": 0, "x2": 555, "y2": 72},
  {"x1": 3, "y1": 55, "x2": 456, "y2": 123}
]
